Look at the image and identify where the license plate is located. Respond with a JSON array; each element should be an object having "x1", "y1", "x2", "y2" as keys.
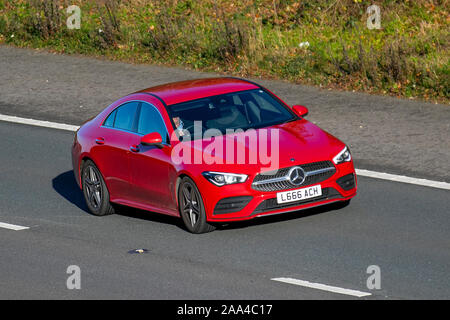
[{"x1": 276, "y1": 185, "x2": 322, "y2": 204}]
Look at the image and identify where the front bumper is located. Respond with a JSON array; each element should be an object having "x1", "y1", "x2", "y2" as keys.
[{"x1": 199, "y1": 161, "x2": 357, "y2": 222}]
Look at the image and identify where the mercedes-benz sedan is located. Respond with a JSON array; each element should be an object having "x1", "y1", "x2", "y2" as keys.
[{"x1": 72, "y1": 77, "x2": 357, "y2": 233}]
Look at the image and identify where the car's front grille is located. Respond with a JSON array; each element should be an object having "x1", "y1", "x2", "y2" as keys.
[
  {"x1": 252, "y1": 161, "x2": 336, "y2": 192},
  {"x1": 253, "y1": 187, "x2": 341, "y2": 214}
]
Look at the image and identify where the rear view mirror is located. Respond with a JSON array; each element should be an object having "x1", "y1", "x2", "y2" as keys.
[
  {"x1": 141, "y1": 132, "x2": 163, "y2": 146},
  {"x1": 292, "y1": 105, "x2": 309, "y2": 117}
]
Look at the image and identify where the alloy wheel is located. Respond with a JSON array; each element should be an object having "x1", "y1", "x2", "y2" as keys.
[
  {"x1": 84, "y1": 166, "x2": 102, "y2": 210},
  {"x1": 181, "y1": 182, "x2": 200, "y2": 227}
]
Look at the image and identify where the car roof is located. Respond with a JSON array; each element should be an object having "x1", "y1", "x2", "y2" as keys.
[{"x1": 137, "y1": 77, "x2": 260, "y2": 106}]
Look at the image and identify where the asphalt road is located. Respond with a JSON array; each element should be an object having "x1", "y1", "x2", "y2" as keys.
[
  {"x1": 0, "y1": 45, "x2": 449, "y2": 182},
  {"x1": 0, "y1": 121, "x2": 449, "y2": 299}
]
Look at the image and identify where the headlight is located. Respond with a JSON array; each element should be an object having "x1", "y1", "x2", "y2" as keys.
[
  {"x1": 202, "y1": 172, "x2": 248, "y2": 186},
  {"x1": 333, "y1": 146, "x2": 352, "y2": 165}
]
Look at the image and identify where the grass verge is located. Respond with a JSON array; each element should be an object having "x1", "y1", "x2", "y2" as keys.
[{"x1": 1, "y1": 0, "x2": 448, "y2": 103}]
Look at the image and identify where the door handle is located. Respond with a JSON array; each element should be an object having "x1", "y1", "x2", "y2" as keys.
[
  {"x1": 95, "y1": 137, "x2": 105, "y2": 145},
  {"x1": 130, "y1": 145, "x2": 140, "y2": 153}
]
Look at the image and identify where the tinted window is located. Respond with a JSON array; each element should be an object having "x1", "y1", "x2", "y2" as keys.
[
  {"x1": 114, "y1": 102, "x2": 139, "y2": 131},
  {"x1": 252, "y1": 91, "x2": 284, "y2": 114},
  {"x1": 168, "y1": 89, "x2": 295, "y2": 138},
  {"x1": 103, "y1": 109, "x2": 117, "y2": 127},
  {"x1": 137, "y1": 103, "x2": 168, "y2": 143}
]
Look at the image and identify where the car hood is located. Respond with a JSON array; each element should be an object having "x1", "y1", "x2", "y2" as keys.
[{"x1": 176, "y1": 119, "x2": 346, "y2": 174}]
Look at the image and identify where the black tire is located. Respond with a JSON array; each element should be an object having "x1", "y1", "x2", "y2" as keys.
[
  {"x1": 178, "y1": 177, "x2": 215, "y2": 234},
  {"x1": 82, "y1": 160, "x2": 115, "y2": 216}
]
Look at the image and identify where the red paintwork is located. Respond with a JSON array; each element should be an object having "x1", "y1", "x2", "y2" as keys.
[
  {"x1": 141, "y1": 132, "x2": 163, "y2": 145},
  {"x1": 72, "y1": 77, "x2": 357, "y2": 222},
  {"x1": 292, "y1": 105, "x2": 309, "y2": 117},
  {"x1": 137, "y1": 78, "x2": 259, "y2": 105}
]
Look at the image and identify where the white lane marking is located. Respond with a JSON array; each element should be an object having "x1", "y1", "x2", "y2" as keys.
[
  {"x1": 0, "y1": 222, "x2": 30, "y2": 231},
  {"x1": 356, "y1": 169, "x2": 450, "y2": 191},
  {"x1": 1, "y1": 114, "x2": 449, "y2": 190},
  {"x1": 271, "y1": 277, "x2": 372, "y2": 298},
  {"x1": 0, "y1": 114, "x2": 79, "y2": 132}
]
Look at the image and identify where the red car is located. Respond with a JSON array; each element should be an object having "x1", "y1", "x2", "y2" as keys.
[{"x1": 72, "y1": 77, "x2": 357, "y2": 233}]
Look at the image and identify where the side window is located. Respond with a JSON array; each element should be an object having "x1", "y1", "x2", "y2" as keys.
[
  {"x1": 103, "y1": 109, "x2": 117, "y2": 127},
  {"x1": 137, "y1": 103, "x2": 168, "y2": 143},
  {"x1": 113, "y1": 101, "x2": 139, "y2": 131}
]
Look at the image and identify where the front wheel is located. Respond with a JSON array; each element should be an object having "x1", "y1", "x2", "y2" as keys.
[
  {"x1": 82, "y1": 160, "x2": 115, "y2": 216},
  {"x1": 178, "y1": 177, "x2": 215, "y2": 234}
]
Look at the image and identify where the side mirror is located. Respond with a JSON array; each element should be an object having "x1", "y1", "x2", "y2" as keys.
[
  {"x1": 292, "y1": 105, "x2": 309, "y2": 117},
  {"x1": 141, "y1": 132, "x2": 163, "y2": 146}
]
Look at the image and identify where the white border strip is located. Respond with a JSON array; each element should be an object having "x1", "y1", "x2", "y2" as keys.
[
  {"x1": 356, "y1": 169, "x2": 450, "y2": 191},
  {"x1": 0, "y1": 114, "x2": 79, "y2": 132},
  {"x1": 1, "y1": 114, "x2": 449, "y2": 191},
  {"x1": 272, "y1": 277, "x2": 371, "y2": 298},
  {"x1": 0, "y1": 222, "x2": 30, "y2": 231}
]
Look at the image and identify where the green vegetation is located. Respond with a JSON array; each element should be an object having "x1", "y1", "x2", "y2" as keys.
[{"x1": 1, "y1": 0, "x2": 448, "y2": 102}]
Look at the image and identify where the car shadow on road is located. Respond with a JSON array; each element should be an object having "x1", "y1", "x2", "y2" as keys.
[
  {"x1": 108, "y1": 202, "x2": 348, "y2": 233},
  {"x1": 52, "y1": 170, "x2": 89, "y2": 212},
  {"x1": 112, "y1": 204, "x2": 186, "y2": 231},
  {"x1": 52, "y1": 170, "x2": 186, "y2": 230},
  {"x1": 52, "y1": 170, "x2": 348, "y2": 232},
  {"x1": 216, "y1": 201, "x2": 349, "y2": 231}
]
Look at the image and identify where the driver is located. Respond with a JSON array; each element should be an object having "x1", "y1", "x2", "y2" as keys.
[{"x1": 172, "y1": 116, "x2": 185, "y2": 137}]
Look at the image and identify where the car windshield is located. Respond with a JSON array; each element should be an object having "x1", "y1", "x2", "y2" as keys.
[{"x1": 168, "y1": 89, "x2": 296, "y2": 139}]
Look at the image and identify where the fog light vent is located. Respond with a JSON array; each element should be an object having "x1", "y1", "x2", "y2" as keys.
[
  {"x1": 213, "y1": 196, "x2": 253, "y2": 215},
  {"x1": 337, "y1": 173, "x2": 355, "y2": 191}
]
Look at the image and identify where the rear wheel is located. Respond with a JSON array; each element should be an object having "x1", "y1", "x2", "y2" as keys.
[
  {"x1": 178, "y1": 177, "x2": 215, "y2": 234},
  {"x1": 82, "y1": 160, "x2": 115, "y2": 216}
]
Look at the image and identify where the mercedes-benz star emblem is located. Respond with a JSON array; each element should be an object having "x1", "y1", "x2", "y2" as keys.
[{"x1": 288, "y1": 167, "x2": 306, "y2": 186}]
